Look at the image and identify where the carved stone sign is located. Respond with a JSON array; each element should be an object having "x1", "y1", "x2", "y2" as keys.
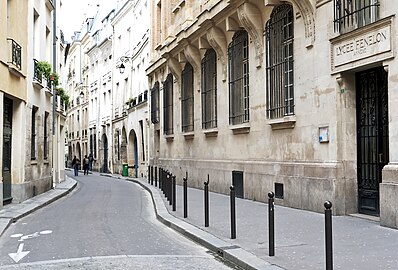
[
  {"x1": 330, "y1": 17, "x2": 393, "y2": 73},
  {"x1": 333, "y1": 25, "x2": 390, "y2": 66}
]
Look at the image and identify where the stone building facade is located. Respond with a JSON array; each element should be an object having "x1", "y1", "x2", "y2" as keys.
[
  {"x1": 146, "y1": 0, "x2": 398, "y2": 228},
  {"x1": 1, "y1": 0, "x2": 65, "y2": 206},
  {"x1": 112, "y1": 0, "x2": 150, "y2": 177}
]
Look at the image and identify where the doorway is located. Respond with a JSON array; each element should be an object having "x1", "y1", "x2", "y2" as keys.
[
  {"x1": 2, "y1": 97, "x2": 13, "y2": 204},
  {"x1": 102, "y1": 134, "x2": 108, "y2": 173},
  {"x1": 356, "y1": 67, "x2": 389, "y2": 216}
]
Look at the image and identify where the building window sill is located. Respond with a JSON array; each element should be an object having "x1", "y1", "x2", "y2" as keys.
[
  {"x1": 268, "y1": 115, "x2": 296, "y2": 130},
  {"x1": 230, "y1": 123, "x2": 250, "y2": 135},
  {"x1": 165, "y1": 134, "x2": 174, "y2": 142},
  {"x1": 203, "y1": 128, "x2": 218, "y2": 137},
  {"x1": 182, "y1": 131, "x2": 194, "y2": 140}
]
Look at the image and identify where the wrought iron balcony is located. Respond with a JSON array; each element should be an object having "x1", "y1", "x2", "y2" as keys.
[
  {"x1": 33, "y1": 59, "x2": 41, "y2": 82},
  {"x1": 7, "y1": 38, "x2": 22, "y2": 70}
]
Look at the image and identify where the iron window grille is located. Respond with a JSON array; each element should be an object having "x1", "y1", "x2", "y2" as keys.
[
  {"x1": 33, "y1": 59, "x2": 41, "y2": 82},
  {"x1": 93, "y1": 133, "x2": 97, "y2": 159},
  {"x1": 334, "y1": 0, "x2": 380, "y2": 33},
  {"x1": 266, "y1": 4, "x2": 294, "y2": 119},
  {"x1": 31, "y1": 106, "x2": 38, "y2": 160},
  {"x1": 44, "y1": 112, "x2": 49, "y2": 160},
  {"x1": 163, "y1": 74, "x2": 174, "y2": 135},
  {"x1": 151, "y1": 82, "x2": 160, "y2": 124},
  {"x1": 7, "y1": 38, "x2": 22, "y2": 70},
  {"x1": 201, "y1": 49, "x2": 217, "y2": 129},
  {"x1": 181, "y1": 63, "x2": 194, "y2": 132},
  {"x1": 228, "y1": 30, "x2": 249, "y2": 125}
]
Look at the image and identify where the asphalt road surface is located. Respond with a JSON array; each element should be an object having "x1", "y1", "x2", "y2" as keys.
[{"x1": 0, "y1": 173, "x2": 238, "y2": 269}]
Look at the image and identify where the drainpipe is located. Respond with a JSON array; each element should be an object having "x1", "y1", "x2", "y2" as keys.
[{"x1": 52, "y1": 0, "x2": 57, "y2": 187}]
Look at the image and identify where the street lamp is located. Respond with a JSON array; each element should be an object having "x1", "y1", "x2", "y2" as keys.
[
  {"x1": 117, "y1": 55, "x2": 132, "y2": 74},
  {"x1": 118, "y1": 63, "x2": 126, "y2": 74}
]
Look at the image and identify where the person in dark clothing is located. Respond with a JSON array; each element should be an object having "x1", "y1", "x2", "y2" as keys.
[
  {"x1": 88, "y1": 153, "x2": 94, "y2": 171},
  {"x1": 83, "y1": 155, "x2": 89, "y2": 175},
  {"x1": 72, "y1": 155, "x2": 79, "y2": 176}
]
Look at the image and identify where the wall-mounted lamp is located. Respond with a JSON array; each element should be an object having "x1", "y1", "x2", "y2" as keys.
[
  {"x1": 117, "y1": 55, "x2": 132, "y2": 74},
  {"x1": 119, "y1": 63, "x2": 126, "y2": 74}
]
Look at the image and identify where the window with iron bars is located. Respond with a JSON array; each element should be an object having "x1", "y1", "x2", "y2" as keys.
[
  {"x1": 44, "y1": 112, "x2": 49, "y2": 160},
  {"x1": 201, "y1": 49, "x2": 217, "y2": 129},
  {"x1": 181, "y1": 63, "x2": 194, "y2": 132},
  {"x1": 31, "y1": 106, "x2": 38, "y2": 160},
  {"x1": 265, "y1": 4, "x2": 294, "y2": 119},
  {"x1": 334, "y1": 0, "x2": 380, "y2": 33},
  {"x1": 228, "y1": 30, "x2": 249, "y2": 125},
  {"x1": 151, "y1": 81, "x2": 160, "y2": 124},
  {"x1": 163, "y1": 74, "x2": 174, "y2": 135}
]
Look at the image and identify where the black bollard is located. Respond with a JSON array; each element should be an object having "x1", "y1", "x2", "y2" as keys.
[
  {"x1": 230, "y1": 185, "x2": 236, "y2": 239},
  {"x1": 148, "y1": 165, "x2": 150, "y2": 184},
  {"x1": 151, "y1": 166, "x2": 153, "y2": 185},
  {"x1": 324, "y1": 201, "x2": 333, "y2": 270},
  {"x1": 166, "y1": 172, "x2": 170, "y2": 200},
  {"x1": 183, "y1": 176, "x2": 188, "y2": 218},
  {"x1": 168, "y1": 173, "x2": 173, "y2": 205},
  {"x1": 204, "y1": 175, "x2": 209, "y2": 227},
  {"x1": 159, "y1": 168, "x2": 163, "y2": 190},
  {"x1": 155, "y1": 166, "x2": 158, "y2": 187},
  {"x1": 172, "y1": 175, "x2": 176, "y2": 211},
  {"x1": 268, "y1": 191, "x2": 275, "y2": 256}
]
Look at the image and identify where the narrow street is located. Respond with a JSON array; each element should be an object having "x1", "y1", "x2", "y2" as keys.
[{"x1": 0, "y1": 173, "x2": 237, "y2": 269}]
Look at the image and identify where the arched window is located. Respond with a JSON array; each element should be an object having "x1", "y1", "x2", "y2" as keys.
[
  {"x1": 266, "y1": 4, "x2": 294, "y2": 119},
  {"x1": 201, "y1": 49, "x2": 217, "y2": 129},
  {"x1": 163, "y1": 74, "x2": 174, "y2": 135},
  {"x1": 228, "y1": 30, "x2": 249, "y2": 125},
  {"x1": 181, "y1": 63, "x2": 194, "y2": 132}
]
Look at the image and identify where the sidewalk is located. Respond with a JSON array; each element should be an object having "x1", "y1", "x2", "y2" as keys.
[
  {"x1": 2, "y1": 172, "x2": 398, "y2": 269},
  {"x1": 0, "y1": 176, "x2": 77, "y2": 237},
  {"x1": 125, "y1": 176, "x2": 398, "y2": 270}
]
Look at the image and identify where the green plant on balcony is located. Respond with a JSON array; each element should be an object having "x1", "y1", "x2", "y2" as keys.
[
  {"x1": 37, "y1": 61, "x2": 60, "y2": 87},
  {"x1": 126, "y1": 97, "x2": 137, "y2": 108},
  {"x1": 36, "y1": 61, "x2": 52, "y2": 79},
  {"x1": 56, "y1": 87, "x2": 70, "y2": 108}
]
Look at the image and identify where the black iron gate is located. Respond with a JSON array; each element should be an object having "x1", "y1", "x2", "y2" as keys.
[
  {"x1": 356, "y1": 67, "x2": 388, "y2": 216},
  {"x1": 2, "y1": 97, "x2": 13, "y2": 204}
]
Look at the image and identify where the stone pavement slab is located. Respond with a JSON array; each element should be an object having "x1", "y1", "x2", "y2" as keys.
[{"x1": 0, "y1": 176, "x2": 77, "y2": 237}]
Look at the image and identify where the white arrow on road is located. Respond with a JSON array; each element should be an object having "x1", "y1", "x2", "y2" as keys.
[{"x1": 8, "y1": 243, "x2": 30, "y2": 263}]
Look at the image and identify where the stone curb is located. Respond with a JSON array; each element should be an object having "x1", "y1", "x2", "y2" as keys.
[
  {"x1": 103, "y1": 174, "x2": 284, "y2": 270},
  {"x1": 0, "y1": 176, "x2": 77, "y2": 237}
]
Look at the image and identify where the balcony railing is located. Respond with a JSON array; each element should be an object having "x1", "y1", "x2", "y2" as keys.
[
  {"x1": 33, "y1": 59, "x2": 41, "y2": 82},
  {"x1": 7, "y1": 38, "x2": 22, "y2": 70}
]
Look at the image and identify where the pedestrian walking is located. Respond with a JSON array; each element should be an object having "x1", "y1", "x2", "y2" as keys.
[
  {"x1": 83, "y1": 155, "x2": 90, "y2": 175},
  {"x1": 88, "y1": 153, "x2": 94, "y2": 171},
  {"x1": 72, "y1": 155, "x2": 79, "y2": 176}
]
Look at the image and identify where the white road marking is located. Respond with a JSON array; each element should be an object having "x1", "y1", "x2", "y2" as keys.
[
  {"x1": 8, "y1": 243, "x2": 30, "y2": 263},
  {"x1": 39, "y1": 230, "x2": 53, "y2": 235},
  {"x1": 10, "y1": 234, "x2": 23, "y2": 238},
  {"x1": 18, "y1": 232, "x2": 40, "y2": 242}
]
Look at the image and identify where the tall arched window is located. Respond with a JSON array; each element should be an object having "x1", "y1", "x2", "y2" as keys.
[
  {"x1": 163, "y1": 74, "x2": 174, "y2": 135},
  {"x1": 201, "y1": 49, "x2": 217, "y2": 129},
  {"x1": 228, "y1": 30, "x2": 249, "y2": 125},
  {"x1": 266, "y1": 4, "x2": 294, "y2": 119},
  {"x1": 181, "y1": 63, "x2": 194, "y2": 132}
]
